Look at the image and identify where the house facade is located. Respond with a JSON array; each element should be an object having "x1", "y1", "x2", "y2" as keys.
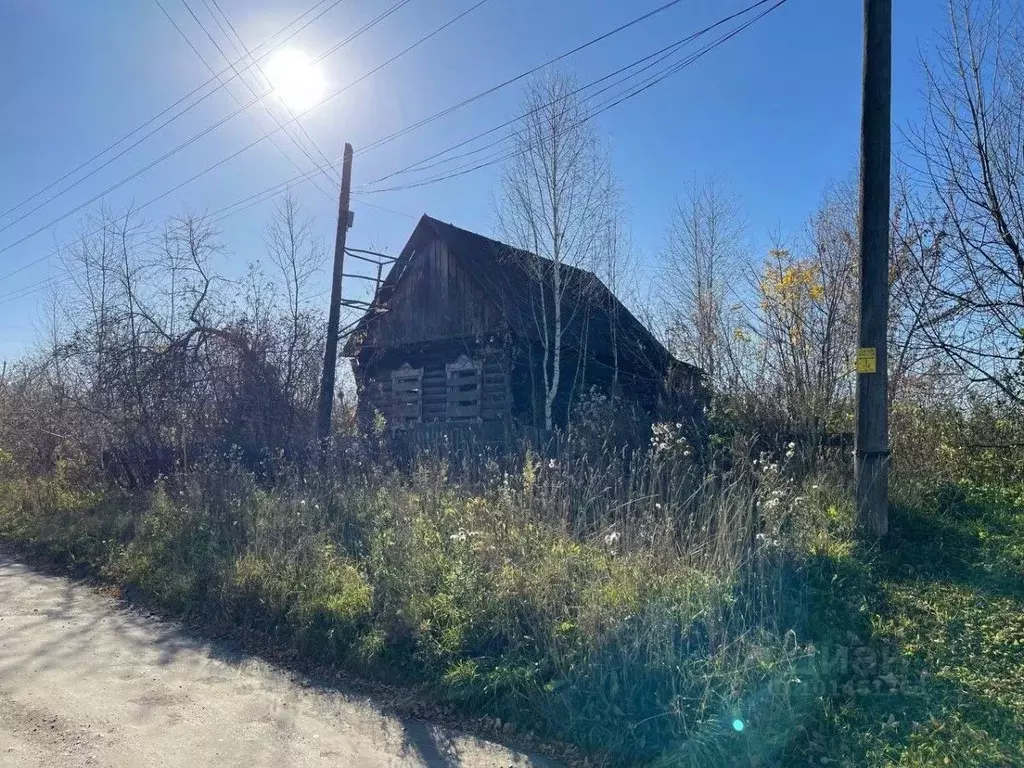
[{"x1": 343, "y1": 216, "x2": 704, "y2": 435}]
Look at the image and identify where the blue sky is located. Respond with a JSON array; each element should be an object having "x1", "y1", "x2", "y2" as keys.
[{"x1": 0, "y1": 0, "x2": 947, "y2": 361}]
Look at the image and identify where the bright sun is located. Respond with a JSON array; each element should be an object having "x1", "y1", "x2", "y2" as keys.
[{"x1": 264, "y1": 49, "x2": 326, "y2": 112}]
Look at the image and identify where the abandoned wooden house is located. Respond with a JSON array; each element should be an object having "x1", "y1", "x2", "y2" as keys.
[{"x1": 343, "y1": 215, "x2": 704, "y2": 435}]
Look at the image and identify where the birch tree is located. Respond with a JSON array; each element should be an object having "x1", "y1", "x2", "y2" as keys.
[
  {"x1": 264, "y1": 191, "x2": 326, "y2": 413},
  {"x1": 662, "y1": 177, "x2": 748, "y2": 390},
  {"x1": 498, "y1": 72, "x2": 617, "y2": 430}
]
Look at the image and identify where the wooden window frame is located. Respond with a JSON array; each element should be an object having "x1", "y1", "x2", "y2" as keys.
[
  {"x1": 391, "y1": 362, "x2": 423, "y2": 428},
  {"x1": 445, "y1": 355, "x2": 482, "y2": 422}
]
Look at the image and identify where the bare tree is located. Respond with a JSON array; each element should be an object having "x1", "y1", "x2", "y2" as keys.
[
  {"x1": 910, "y1": 0, "x2": 1024, "y2": 402},
  {"x1": 887, "y1": 180, "x2": 954, "y2": 404},
  {"x1": 7, "y1": 196, "x2": 339, "y2": 485},
  {"x1": 48, "y1": 209, "x2": 230, "y2": 481},
  {"x1": 497, "y1": 72, "x2": 617, "y2": 430},
  {"x1": 661, "y1": 177, "x2": 748, "y2": 390},
  {"x1": 593, "y1": 214, "x2": 636, "y2": 391},
  {"x1": 264, "y1": 191, "x2": 326, "y2": 407}
]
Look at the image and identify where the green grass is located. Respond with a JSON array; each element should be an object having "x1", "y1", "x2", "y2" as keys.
[
  {"x1": 1, "y1": 464, "x2": 1022, "y2": 766},
  {"x1": 787, "y1": 483, "x2": 1024, "y2": 767}
]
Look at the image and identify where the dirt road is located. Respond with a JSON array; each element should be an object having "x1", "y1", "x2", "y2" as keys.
[{"x1": 0, "y1": 555, "x2": 545, "y2": 767}]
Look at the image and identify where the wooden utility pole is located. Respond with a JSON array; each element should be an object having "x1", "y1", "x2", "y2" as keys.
[
  {"x1": 317, "y1": 142, "x2": 354, "y2": 444},
  {"x1": 855, "y1": 0, "x2": 892, "y2": 537}
]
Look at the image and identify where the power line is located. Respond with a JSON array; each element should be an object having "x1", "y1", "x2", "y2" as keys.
[
  {"x1": 0, "y1": 0, "x2": 348, "y2": 226},
  {"x1": 0, "y1": 169, "x2": 419, "y2": 309},
  {"x1": 353, "y1": 0, "x2": 695, "y2": 160},
  {"x1": 180, "y1": 0, "x2": 338, "y2": 189},
  {"x1": 205, "y1": 0, "x2": 339, "y2": 177},
  {"x1": 0, "y1": 0, "x2": 484, "y2": 285},
  {"x1": 0, "y1": 275, "x2": 60, "y2": 306},
  {"x1": 0, "y1": 167, "x2": 324, "y2": 308},
  {"x1": 171, "y1": 0, "x2": 776, "y2": 209},
  {"x1": 0, "y1": 0, "x2": 430, "y2": 269},
  {"x1": 362, "y1": 0, "x2": 788, "y2": 194},
  {"x1": 0, "y1": 0, "x2": 690, "y2": 264},
  {"x1": 201, "y1": 0, "x2": 720, "y2": 207},
  {"x1": 0, "y1": 0, "x2": 780, "y2": 309},
  {"x1": 209, "y1": 166, "x2": 329, "y2": 223},
  {"x1": 354, "y1": 198, "x2": 420, "y2": 220},
  {"x1": 155, "y1": 0, "x2": 338, "y2": 202},
  {"x1": 0, "y1": 0, "x2": 781, "y2": 297},
  {"x1": 359, "y1": 0, "x2": 775, "y2": 190},
  {"x1": 72, "y1": 0, "x2": 709, "y2": 233},
  {"x1": 0, "y1": 0, "x2": 407, "y2": 241}
]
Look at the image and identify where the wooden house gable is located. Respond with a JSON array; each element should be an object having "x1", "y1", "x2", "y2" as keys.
[{"x1": 359, "y1": 236, "x2": 508, "y2": 348}]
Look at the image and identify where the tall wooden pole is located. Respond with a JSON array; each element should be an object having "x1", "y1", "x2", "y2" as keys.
[
  {"x1": 855, "y1": 0, "x2": 891, "y2": 537},
  {"x1": 317, "y1": 142, "x2": 354, "y2": 444}
]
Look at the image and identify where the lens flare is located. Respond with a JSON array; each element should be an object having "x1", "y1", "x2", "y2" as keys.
[{"x1": 264, "y1": 49, "x2": 326, "y2": 111}]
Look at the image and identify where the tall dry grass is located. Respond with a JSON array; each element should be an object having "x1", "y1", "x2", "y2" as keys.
[{"x1": 0, "y1": 422, "x2": 850, "y2": 765}]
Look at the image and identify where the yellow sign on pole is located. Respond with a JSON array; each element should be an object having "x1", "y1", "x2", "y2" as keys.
[{"x1": 855, "y1": 347, "x2": 877, "y2": 374}]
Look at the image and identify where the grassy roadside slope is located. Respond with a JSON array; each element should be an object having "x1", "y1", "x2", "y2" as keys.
[
  {"x1": 1, "y1": 467, "x2": 1021, "y2": 766},
  {"x1": 0, "y1": 464, "x2": 814, "y2": 766}
]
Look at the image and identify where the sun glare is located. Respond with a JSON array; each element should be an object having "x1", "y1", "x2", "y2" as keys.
[{"x1": 264, "y1": 49, "x2": 326, "y2": 112}]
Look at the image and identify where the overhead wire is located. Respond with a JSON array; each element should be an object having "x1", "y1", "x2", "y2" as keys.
[
  {"x1": 0, "y1": 0, "x2": 784, "y2": 303},
  {"x1": 0, "y1": 0, "x2": 487, "y2": 283},
  {"x1": 0, "y1": 0, "x2": 348, "y2": 226},
  {"x1": 155, "y1": 0, "x2": 338, "y2": 202},
  {"x1": 361, "y1": 0, "x2": 788, "y2": 194},
  {"x1": 0, "y1": 165, "x2": 325, "y2": 307},
  {"x1": 72, "y1": 0, "x2": 707, "y2": 233},
  {"x1": 357, "y1": 0, "x2": 775, "y2": 189},
  {"x1": 351, "y1": 198, "x2": 420, "y2": 220},
  {"x1": 204, "y1": 0, "x2": 339, "y2": 178},
  {"x1": 0, "y1": 0, "x2": 431, "y2": 269},
  {"x1": 0, "y1": 0, "x2": 411, "y2": 241},
  {"x1": 0, "y1": 174, "x2": 420, "y2": 309},
  {"x1": 0, "y1": 0, "x2": 694, "y2": 264},
  {"x1": 1, "y1": 0, "x2": 689, "y2": 249},
  {"x1": 182, "y1": 0, "x2": 338, "y2": 190},
  {"x1": 352, "y1": 0, "x2": 694, "y2": 159},
  {"x1": 182, "y1": 0, "x2": 766, "y2": 203}
]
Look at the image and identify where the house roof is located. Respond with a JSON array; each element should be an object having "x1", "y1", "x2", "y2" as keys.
[{"x1": 344, "y1": 215, "x2": 688, "y2": 376}]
